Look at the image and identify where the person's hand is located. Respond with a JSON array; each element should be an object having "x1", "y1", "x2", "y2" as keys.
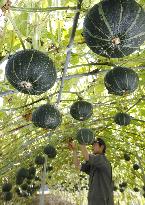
[{"x1": 67, "y1": 140, "x2": 76, "y2": 151}]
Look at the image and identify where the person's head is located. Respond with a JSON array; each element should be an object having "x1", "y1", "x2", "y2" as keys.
[{"x1": 91, "y1": 138, "x2": 106, "y2": 155}]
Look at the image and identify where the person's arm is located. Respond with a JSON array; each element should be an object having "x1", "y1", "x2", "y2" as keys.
[
  {"x1": 72, "y1": 149, "x2": 81, "y2": 170},
  {"x1": 79, "y1": 144, "x2": 89, "y2": 161},
  {"x1": 80, "y1": 145, "x2": 106, "y2": 168},
  {"x1": 68, "y1": 142, "x2": 91, "y2": 174},
  {"x1": 68, "y1": 141, "x2": 81, "y2": 170}
]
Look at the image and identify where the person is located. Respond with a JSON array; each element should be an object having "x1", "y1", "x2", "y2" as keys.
[{"x1": 68, "y1": 138, "x2": 114, "y2": 205}]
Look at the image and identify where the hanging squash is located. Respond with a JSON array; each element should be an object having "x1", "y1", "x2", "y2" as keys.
[
  {"x1": 5, "y1": 49, "x2": 57, "y2": 95},
  {"x1": 35, "y1": 155, "x2": 45, "y2": 165},
  {"x1": 114, "y1": 112, "x2": 131, "y2": 126},
  {"x1": 133, "y1": 163, "x2": 139, "y2": 170},
  {"x1": 70, "y1": 100, "x2": 93, "y2": 121},
  {"x1": 124, "y1": 153, "x2": 130, "y2": 161},
  {"x1": 2, "y1": 183, "x2": 12, "y2": 192},
  {"x1": 43, "y1": 145, "x2": 57, "y2": 158},
  {"x1": 16, "y1": 177, "x2": 24, "y2": 185},
  {"x1": 21, "y1": 183, "x2": 28, "y2": 191},
  {"x1": 27, "y1": 166, "x2": 36, "y2": 179},
  {"x1": 28, "y1": 166, "x2": 36, "y2": 176},
  {"x1": 76, "y1": 128, "x2": 94, "y2": 145},
  {"x1": 83, "y1": 0, "x2": 145, "y2": 58},
  {"x1": 16, "y1": 167, "x2": 29, "y2": 179},
  {"x1": 32, "y1": 104, "x2": 62, "y2": 129},
  {"x1": 104, "y1": 67, "x2": 139, "y2": 95},
  {"x1": 3, "y1": 192, "x2": 13, "y2": 201}
]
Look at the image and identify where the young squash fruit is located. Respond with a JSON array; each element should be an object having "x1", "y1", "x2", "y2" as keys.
[
  {"x1": 124, "y1": 153, "x2": 130, "y2": 161},
  {"x1": 70, "y1": 100, "x2": 93, "y2": 121},
  {"x1": 2, "y1": 183, "x2": 12, "y2": 192},
  {"x1": 35, "y1": 155, "x2": 45, "y2": 165},
  {"x1": 21, "y1": 183, "x2": 28, "y2": 191},
  {"x1": 16, "y1": 167, "x2": 29, "y2": 179},
  {"x1": 83, "y1": 0, "x2": 145, "y2": 58},
  {"x1": 3, "y1": 192, "x2": 13, "y2": 201},
  {"x1": 28, "y1": 166, "x2": 36, "y2": 176},
  {"x1": 133, "y1": 163, "x2": 139, "y2": 170},
  {"x1": 114, "y1": 112, "x2": 131, "y2": 126},
  {"x1": 104, "y1": 67, "x2": 139, "y2": 96},
  {"x1": 133, "y1": 187, "x2": 139, "y2": 192},
  {"x1": 5, "y1": 49, "x2": 57, "y2": 95},
  {"x1": 76, "y1": 128, "x2": 94, "y2": 145},
  {"x1": 32, "y1": 104, "x2": 62, "y2": 129},
  {"x1": 43, "y1": 145, "x2": 57, "y2": 158},
  {"x1": 16, "y1": 177, "x2": 24, "y2": 185}
]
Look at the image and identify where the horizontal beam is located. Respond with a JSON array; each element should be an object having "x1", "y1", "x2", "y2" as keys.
[{"x1": 10, "y1": 6, "x2": 77, "y2": 12}]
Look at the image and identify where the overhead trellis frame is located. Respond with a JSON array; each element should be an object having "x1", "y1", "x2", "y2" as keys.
[
  {"x1": 125, "y1": 95, "x2": 145, "y2": 112},
  {"x1": 10, "y1": 6, "x2": 78, "y2": 12},
  {"x1": 56, "y1": 0, "x2": 83, "y2": 105}
]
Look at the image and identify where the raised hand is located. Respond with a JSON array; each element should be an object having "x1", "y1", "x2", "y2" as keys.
[{"x1": 67, "y1": 140, "x2": 76, "y2": 151}]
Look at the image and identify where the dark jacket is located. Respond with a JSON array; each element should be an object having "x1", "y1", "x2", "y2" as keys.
[{"x1": 81, "y1": 154, "x2": 114, "y2": 205}]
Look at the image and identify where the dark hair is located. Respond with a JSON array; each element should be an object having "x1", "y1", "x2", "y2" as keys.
[{"x1": 92, "y1": 138, "x2": 106, "y2": 153}]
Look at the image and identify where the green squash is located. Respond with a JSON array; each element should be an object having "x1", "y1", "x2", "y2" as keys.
[
  {"x1": 16, "y1": 177, "x2": 24, "y2": 185},
  {"x1": 32, "y1": 104, "x2": 62, "y2": 129},
  {"x1": 26, "y1": 179, "x2": 32, "y2": 185},
  {"x1": 43, "y1": 145, "x2": 57, "y2": 158},
  {"x1": 119, "y1": 188, "x2": 125, "y2": 193},
  {"x1": 3, "y1": 192, "x2": 13, "y2": 201},
  {"x1": 114, "y1": 112, "x2": 131, "y2": 126},
  {"x1": 27, "y1": 166, "x2": 36, "y2": 180},
  {"x1": 35, "y1": 155, "x2": 45, "y2": 165},
  {"x1": 76, "y1": 128, "x2": 94, "y2": 145},
  {"x1": 113, "y1": 186, "x2": 118, "y2": 191},
  {"x1": 133, "y1": 163, "x2": 139, "y2": 170},
  {"x1": 5, "y1": 49, "x2": 57, "y2": 95},
  {"x1": 28, "y1": 166, "x2": 36, "y2": 176},
  {"x1": 21, "y1": 183, "x2": 28, "y2": 191},
  {"x1": 133, "y1": 187, "x2": 139, "y2": 192},
  {"x1": 121, "y1": 182, "x2": 127, "y2": 188},
  {"x1": 83, "y1": 0, "x2": 145, "y2": 58},
  {"x1": 124, "y1": 153, "x2": 130, "y2": 161},
  {"x1": 2, "y1": 183, "x2": 12, "y2": 192},
  {"x1": 70, "y1": 100, "x2": 93, "y2": 121},
  {"x1": 104, "y1": 67, "x2": 139, "y2": 96},
  {"x1": 15, "y1": 187, "x2": 21, "y2": 195},
  {"x1": 16, "y1": 167, "x2": 29, "y2": 179}
]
